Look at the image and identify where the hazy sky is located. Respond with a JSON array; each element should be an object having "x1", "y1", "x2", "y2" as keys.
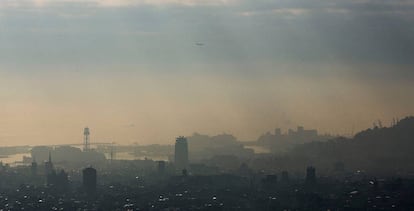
[{"x1": 1, "y1": 0, "x2": 414, "y2": 146}]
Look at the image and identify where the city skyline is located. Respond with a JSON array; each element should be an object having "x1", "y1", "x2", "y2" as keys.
[{"x1": 1, "y1": 1, "x2": 414, "y2": 210}]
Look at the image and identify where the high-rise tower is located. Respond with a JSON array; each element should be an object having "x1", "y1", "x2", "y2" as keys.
[
  {"x1": 83, "y1": 167, "x2": 97, "y2": 194},
  {"x1": 31, "y1": 156, "x2": 38, "y2": 177},
  {"x1": 174, "y1": 136, "x2": 189, "y2": 172},
  {"x1": 306, "y1": 166, "x2": 316, "y2": 184},
  {"x1": 157, "y1": 160, "x2": 166, "y2": 174},
  {"x1": 84, "y1": 127, "x2": 90, "y2": 151},
  {"x1": 44, "y1": 151, "x2": 54, "y2": 175}
]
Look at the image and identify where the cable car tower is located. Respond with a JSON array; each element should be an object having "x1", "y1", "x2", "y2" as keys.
[{"x1": 84, "y1": 127, "x2": 90, "y2": 151}]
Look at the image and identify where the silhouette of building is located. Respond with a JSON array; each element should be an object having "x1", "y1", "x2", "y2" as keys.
[
  {"x1": 238, "y1": 163, "x2": 252, "y2": 176},
  {"x1": 32, "y1": 145, "x2": 106, "y2": 164},
  {"x1": 306, "y1": 166, "x2": 316, "y2": 184},
  {"x1": 264, "y1": 175, "x2": 278, "y2": 183},
  {"x1": 83, "y1": 167, "x2": 97, "y2": 194},
  {"x1": 175, "y1": 136, "x2": 189, "y2": 172},
  {"x1": 44, "y1": 151, "x2": 54, "y2": 175},
  {"x1": 31, "y1": 157, "x2": 38, "y2": 177},
  {"x1": 288, "y1": 126, "x2": 318, "y2": 141},
  {"x1": 281, "y1": 171, "x2": 289, "y2": 183},
  {"x1": 47, "y1": 169, "x2": 69, "y2": 190},
  {"x1": 110, "y1": 144, "x2": 115, "y2": 162},
  {"x1": 157, "y1": 161, "x2": 166, "y2": 174},
  {"x1": 182, "y1": 169, "x2": 188, "y2": 177},
  {"x1": 274, "y1": 128, "x2": 282, "y2": 136},
  {"x1": 334, "y1": 161, "x2": 345, "y2": 172},
  {"x1": 43, "y1": 152, "x2": 68, "y2": 189},
  {"x1": 262, "y1": 175, "x2": 278, "y2": 189}
]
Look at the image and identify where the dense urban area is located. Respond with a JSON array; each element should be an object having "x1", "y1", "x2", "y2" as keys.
[{"x1": 1, "y1": 116, "x2": 414, "y2": 210}]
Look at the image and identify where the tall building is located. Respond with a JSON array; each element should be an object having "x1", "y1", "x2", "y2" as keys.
[
  {"x1": 174, "y1": 136, "x2": 189, "y2": 172},
  {"x1": 44, "y1": 151, "x2": 54, "y2": 175},
  {"x1": 281, "y1": 171, "x2": 289, "y2": 183},
  {"x1": 306, "y1": 166, "x2": 316, "y2": 184},
  {"x1": 83, "y1": 167, "x2": 97, "y2": 194},
  {"x1": 157, "y1": 160, "x2": 166, "y2": 174},
  {"x1": 47, "y1": 169, "x2": 69, "y2": 190},
  {"x1": 31, "y1": 157, "x2": 38, "y2": 177}
]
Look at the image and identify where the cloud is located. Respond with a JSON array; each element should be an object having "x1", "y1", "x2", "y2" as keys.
[
  {"x1": 0, "y1": 0, "x2": 237, "y2": 8},
  {"x1": 234, "y1": 0, "x2": 414, "y2": 19},
  {"x1": 1, "y1": 0, "x2": 413, "y2": 68}
]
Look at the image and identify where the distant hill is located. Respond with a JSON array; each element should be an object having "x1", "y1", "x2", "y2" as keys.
[
  {"x1": 285, "y1": 116, "x2": 414, "y2": 175},
  {"x1": 253, "y1": 126, "x2": 334, "y2": 154}
]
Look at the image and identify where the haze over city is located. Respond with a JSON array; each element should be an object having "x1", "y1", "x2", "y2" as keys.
[
  {"x1": 2, "y1": 1, "x2": 414, "y2": 211},
  {"x1": 1, "y1": 0, "x2": 414, "y2": 146}
]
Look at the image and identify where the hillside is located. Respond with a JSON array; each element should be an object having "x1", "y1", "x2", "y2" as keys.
[{"x1": 276, "y1": 116, "x2": 414, "y2": 175}]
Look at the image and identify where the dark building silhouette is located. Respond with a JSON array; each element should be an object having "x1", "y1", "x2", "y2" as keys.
[
  {"x1": 334, "y1": 161, "x2": 345, "y2": 172},
  {"x1": 157, "y1": 161, "x2": 166, "y2": 174},
  {"x1": 182, "y1": 169, "x2": 188, "y2": 177},
  {"x1": 44, "y1": 151, "x2": 54, "y2": 175},
  {"x1": 47, "y1": 169, "x2": 69, "y2": 190},
  {"x1": 274, "y1": 128, "x2": 282, "y2": 136},
  {"x1": 175, "y1": 136, "x2": 189, "y2": 172},
  {"x1": 256, "y1": 126, "x2": 332, "y2": 154},
  {"x1": 31, "y1": 157, "x2": 38, "y2": 177},
  {"x1": 43, "y1": 152, "x2": 69, "y2": 190},
  {"x1": 288, "y1": 126, "x2": 318, "y2": 141},
  {"x1": 262, "y1": 175, "x2": 278, "y2": 189},
  {"x1": 238, "y1": 163, "x2": 252, "y2": 176},
  {"x1": 306, "y1": 166, "x2": 316, "y2": 184},
  {"x1": 264, "y1": 175, "x2": 278, "y2": 183},
  {"x1": 281, "y1": 171, "x2": 289, "y2": 183},
  {"x1": 32, "y1": 146, "x2": 106, "y2": 163},
  {"x1": 83, "y1": 167, "x2": 97, "y2": 194}
]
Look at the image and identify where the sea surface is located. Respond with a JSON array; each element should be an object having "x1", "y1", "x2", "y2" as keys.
[{"x1": 0, "y1": 151, "x2": 168, "y2": 165}]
